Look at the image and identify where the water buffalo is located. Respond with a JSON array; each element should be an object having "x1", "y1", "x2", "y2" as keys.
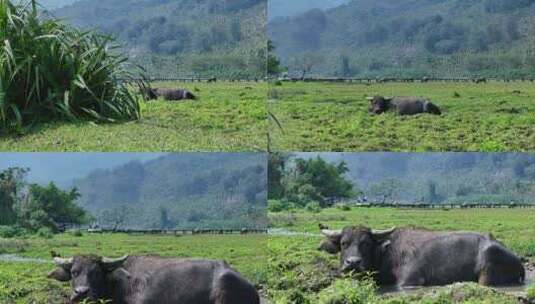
[
  {"x1": 368, "y1": 96, "x2": 441, "y2": 115},
  {"x1": 48, "y1": 254, "x2": 260, "y2": 304},
  {"x1": 319, "y1": 226, "x2": 525, "y2": 288},
  {"x1": 145, "y1": 88, "x2": 197, "y2": 101}
]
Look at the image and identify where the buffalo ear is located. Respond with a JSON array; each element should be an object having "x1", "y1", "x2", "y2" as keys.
[
  {"x1": 318, "y1": 239, "x2": 341, "y2": 254},
  {"x1": 319, "y1": 229, "x2": 342, "y2": 254},
  {"x1": 48, "y1": 267, "x2": 72, "y2": 282}
]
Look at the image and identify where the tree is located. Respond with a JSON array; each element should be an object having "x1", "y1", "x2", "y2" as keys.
[
  {"x1": 290, "y1": 53, "x2": 324, "y2": 79},
  {"x1": 99, "y1": 205, "x2": 139, "y2": 231},
  {"x1": 15, "y1": 183, "x2": 86, "y2": 232},
  {"x1": 0, "y1": 167, "x2": 29, "y2": 225},
  {"x1": 268, "y1": 40, "x2": 284, "y2": 76},
  {"x1": 268, "y1": 153, "x2": 290, "y2": 199},
  {"x1": 370, "y1": 179, "x2": 402, "y2": 203},
  {"x1": 283, "y1": 156, "x2": 354, "y2": 207}
]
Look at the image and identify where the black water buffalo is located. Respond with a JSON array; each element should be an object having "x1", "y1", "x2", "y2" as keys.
[
  {"x1": 319, "y1": 226, "x2": 525, "y2": 288},
  {"x1": 368, "y1": 96, "x2": 441, "y2": 115},
  {"x1": 48, "y1": 255, "x2": 260, "y2": 304},
  {"x1": 146, "y1": 88, "x2": 197, "y2": 101}
]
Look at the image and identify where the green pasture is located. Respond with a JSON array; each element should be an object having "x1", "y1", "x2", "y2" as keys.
[
  {"x1": 269, "y1": 81, "x2": 535, "y2": 152},
  {"x1": 0, "y1": 82, "x2": 267, "y2": 152},
  {"x1": 268, "y1": 207, "x2": 535, "y2": 303},
  {"x1": 0, "y1": 232, "x2": 267, "y2": 304}
]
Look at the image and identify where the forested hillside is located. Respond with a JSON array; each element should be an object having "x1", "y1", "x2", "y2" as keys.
[
  {"x1": 73, "y1": 153, "x2": 267, "y2": 229},
  {"x1": 290, "y1": 153, "x2": 535, "y2": 205},
  {"x1": 268, "y1": 0, "x2": 348, "y2": 20},
  {"x1": 269, "y1": 0, "x2": 535, "y2": 78},
  {"x1": 53, "y1": 0, "x2": 267, "y2": 78}
]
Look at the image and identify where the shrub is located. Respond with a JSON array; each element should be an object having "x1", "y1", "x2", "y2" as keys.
[
  {"x1": 0, "y1": 225, "x2": 24, "y2": 238},
  {"x1": 268, "y1": 200, "x2": 285, "y2": 213},
  {"x1": 0, "y1": 0, "x2": 142, "y2": 132},
  {"x1": 36, "y1": 227, "x2": 54, "y2": 239},
  {"x1": 335, "y1": 204, "x2": 351, "y2": 211},
  {"x1": 305, "y1": 201, "x2": 322, "y2": 213},
  {"x1": 73, "y1": 230, "x2": 83, "y2": 237}
]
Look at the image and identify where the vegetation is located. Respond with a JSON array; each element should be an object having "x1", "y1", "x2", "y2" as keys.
[
  {"x1": 73, "y1": 153, "x2": 267, "y2": 230},
  {"x1": 0, "y1": 167, "x2": 86, "y2": 233},
  {"x1": 54, "y1": 0, "x2": 267, "y2": 78},
  {"x1": 268, "y1": 207, "x2": 535, "y2": 303},
  {"x1": 270, "y1": 153, "x2": 535, "y2": 208},
  {"x1": 268, "y1": 154, "x2": 354, "y2": 210},
  {"x1": 269, "y1": 81, "x2": 535, "y2": 152},
  {"x1": 269, "y1": 0, "x2": 535, "y2": 78},
  {"x1": 0, "y1": 81, "x2": 267, "y2": 151},
  {"x1": 0, "y1": 0, "x2": 141, "y2": 133},
  {"x1": 0, "y1": 232, "x2": 267, "y2": 303}
]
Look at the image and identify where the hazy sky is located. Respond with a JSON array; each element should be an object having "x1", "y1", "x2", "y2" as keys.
[{"x1": 0, "y1": 153, "x2": 165, "y2": 187}]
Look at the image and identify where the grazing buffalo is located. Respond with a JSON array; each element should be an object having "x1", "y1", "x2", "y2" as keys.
[
  {"x1": 145, "y1": 88, "x2": 197, "y2": 101},
  {"x1": 48, "y1": 254, "x2": 260, "y2": 304},
  {"x1": 368, "y1": 96, "x2": 442, "y2": 115},
  {"x1": 319, "y1": 226, "x2": 525, "y2": 288}
]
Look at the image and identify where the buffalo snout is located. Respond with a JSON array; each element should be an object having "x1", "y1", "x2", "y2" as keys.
[
  {"x1": 70, "y1": 286, "x2": 89, "y2": 303},
  {"x1": 342, "y1": 256, "x2": 362, "y2": 272}
]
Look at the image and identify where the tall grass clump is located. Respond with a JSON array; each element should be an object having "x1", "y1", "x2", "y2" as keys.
[{"x1": 0, "y1": 0, "x2": 141, "y2": 132}]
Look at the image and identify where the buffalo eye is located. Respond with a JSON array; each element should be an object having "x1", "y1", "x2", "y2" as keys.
[
  {"x1": 71, "y1": 270, "x2": 80, "y2": 277},
  {"x1": 341, "y1": 240, "x2": 349, "y2": 248}
]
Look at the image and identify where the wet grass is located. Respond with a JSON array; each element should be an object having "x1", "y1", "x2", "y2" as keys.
[
  {"x1": 0, "y1": 232, "x2": 267, "y2": 304},
  {"x1": 0, "y1": 82, "x2": 267, "y2": 152},
  {"x1": 268, "y1": 207, "x2": 535, "y2": 303},
  {"x1": 269, "y1": 81, "x2": 535, "y2": 152}
]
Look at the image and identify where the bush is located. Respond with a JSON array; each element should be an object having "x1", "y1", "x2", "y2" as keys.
[
  {"x1": 36, "y1": 227, "x2": 54, "y2": 239},
  {"x1": 335, "y1": 204, "x2": 351, "y2": 211},
  {"x1": 305, "y1": 201, "x2": 322, "y2": 213},
  {"x1": 0, "y1": 0, "x2": 142, "y2": 132},
  {"x1": 72, "y1": 230, "x2": 83, "y2": 237},
  {"x1": 268, "y1": 200, "x2": 285, "y2": 213},
  {"x1": 0, "y1": 225, "x2": 24, "y2": 238}
]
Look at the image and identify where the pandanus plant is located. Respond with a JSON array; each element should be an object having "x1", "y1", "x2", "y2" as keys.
[{"x1": 0, "y1": 0, "x2": 142, "y2": 132}]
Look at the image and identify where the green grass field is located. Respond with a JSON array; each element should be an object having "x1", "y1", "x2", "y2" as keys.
[
  {"x1": 0, "y1": 233, "x2": 267, "y2": 304},
  {"x1": 268, "y1": 207, "x2": 535, "y2": 303},
  {"x1": 269, "y1": 81, "x2": 535, "y2": 152},
  {"x1": 0, "y1": 82, "x2": 267, "y2": 152}
]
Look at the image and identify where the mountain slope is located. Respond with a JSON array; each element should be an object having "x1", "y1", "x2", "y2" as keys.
[
  {"x1": 73, "y1": 153, "x2": 267, "y2": 229},
  {"x1": 269, "y1": 0, "x2": 535, "y2": 78},
  {"x1": 53, "y1": 0, "x2": 267, "y2": 78},
  {"x1": 268, "y1": 0, "x2": 349, "y2": 20}
]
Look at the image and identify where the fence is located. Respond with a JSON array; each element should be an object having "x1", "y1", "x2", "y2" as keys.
[
  {"x1": 84, "y1": 228, "x2": 268, "y2": 235},
  {"x1": 122, "y1": 77, "x2": 265, "y2": 82},
  {"x1": 349, "y1": 203, "x2": 535, "y2": 209},
  {"x1": 277, "y1": 77, "x2": 535, "y2": 83}
]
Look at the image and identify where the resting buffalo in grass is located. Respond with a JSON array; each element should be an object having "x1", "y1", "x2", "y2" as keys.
[
  {"x1": 48, "y1": 254, "x2": 260, "y2": 304},
  {"x1": 145, "y1": 88, "x2": 197, "y2": 101},
  {"x1": 319, "y1": 226, "x2": 525, "y2": 288},
  {"x1": 368, "y1": 96, "x2": 441, "y2": 115}
]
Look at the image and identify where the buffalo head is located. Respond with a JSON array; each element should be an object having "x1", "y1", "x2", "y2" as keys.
[
  {"x1": 320, "y1": 226, "x2": 395, "y2": 273},
  {"x1": 48, "y1": 254, "x2": 129, "y2": 303},
  {"x1": 368, "y1": 96, "x2": 392, "y2": 114},
  {"x1": 144, "y1": 88, "x2": 159, "y2": 100}
]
